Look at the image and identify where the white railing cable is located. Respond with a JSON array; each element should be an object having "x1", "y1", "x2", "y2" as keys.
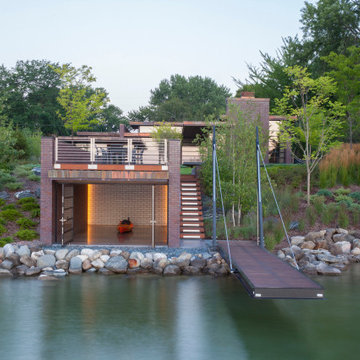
[
  {"x1": 258, "y1": 146, "x2": 299, "y2": 270},
  {"x1": 215, "y1": 153, "x2": 234, "y2": 271}
]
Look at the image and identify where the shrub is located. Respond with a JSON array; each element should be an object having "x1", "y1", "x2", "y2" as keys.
[
  {"x1": 16, "y1": 217, "x2": 37, "y2": 229},
  {"x1": 0, "y1": 236, "x2": 13, "y2": 247},
  {"x1": 335, "y1": 195, "x2": 354, "y2": 207},
  {"x1": 0, "y1": 224, "x2": 6, "y2": 236},
  {"x1": 20, "y1": 202, "x2": 40, "y2": 212},
  {"x1": 0, "y1": 217, "x2": 6, "y2": 226},
  {"x1": 349, "y1": 192, "x2": 360, "y2": 203},
  {"x1": 350, "y1": 206, "x2": 360, "y2": 225},
  {"x1": 0, "y1": 170, "x2": 15, "y2": 186},
  {"x1": 321, "y1": 203, "x2": 338, "y2": 226},
  {"x1": 27, "y1": 174, "x2": 40, "y2": 182},
  {"x1": 30, "y1": 208, "x2": 40, "y2": 218},
  {"x1": 338, "y1": 204, "x2": 349, "y2": 228},
  {"x1": 311, "y1": 195, "x2": 325, "y2": 215},
  {"x1": 14, "y1": 229, "x2": 38, "y2": 241},
  {"x1": 306, "y1": 206, "x2": 317, "y2": 226},
  {"x1": 0, "y1": 198, "x2": 6, "y2": 207},
  {"x1": 5, "y1": 182, "x2": 23, "y2": 191},
  {"x1": 265, "y1": 227, "x2": 284, "y2": 251},
  {"x1": 2, "y1": 204, "x2": 16, "y2": 210},
  {"x1": 17, "y1": 197, "x2": 37, "y2": 205},
  {"x1": 13, "y1": 166, "x2": 32, "y2": 178},
  {"x1": 266, "y1": 164, "x2": 307, "y2": 189},
  {"x1": 316, "y1": 189, "x2": 333, "y2": 198},
  {"x1": 0, "y1": 208, "x2": 23, "y2": 221},
  {"x1": 334, "y1": 187, "x2": 351, "y2": 196}
]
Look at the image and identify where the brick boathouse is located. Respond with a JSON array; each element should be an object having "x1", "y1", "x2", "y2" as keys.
[{"x1": 40, "y1": 134, "x2": 181, "y2": 247}]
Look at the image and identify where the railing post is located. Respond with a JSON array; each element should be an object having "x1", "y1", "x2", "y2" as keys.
[
  {"x1": 256, "y1": 127, "x2": 265, "y2": 248},
  {"x1": 128, "y1": 138, "x2": 132, "y2": 164},
  {"x1": 55, "y1": 137, "x2": 58, "y2": 163},
  {"x1": 90, "y1": 138, "x2": 95, "y2": 163},
  {"x1": 164, "y1": 139, "x2": 168, "y2": 165}
]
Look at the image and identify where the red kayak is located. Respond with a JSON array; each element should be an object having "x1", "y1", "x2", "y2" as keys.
[{"x1": 117, "y1": 218, "x2": 133, "y2": 233}]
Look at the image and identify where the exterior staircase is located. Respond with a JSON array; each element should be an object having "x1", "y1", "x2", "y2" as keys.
[{"x1": 180, "y1": 175, "x2": 205, "y2": 239}]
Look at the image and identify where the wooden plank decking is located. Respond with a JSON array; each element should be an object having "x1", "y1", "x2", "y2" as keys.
[{"x1": 218, "y1": 240, "x2": 324, "y2": 300}]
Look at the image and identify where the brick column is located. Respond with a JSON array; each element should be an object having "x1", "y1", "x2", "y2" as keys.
[
  {"x1": 40, "y1": 137, "x2": 55, "y2": 245},
  {"x1": 167, "y1": 140, "x2": 181, "y2": 247}
]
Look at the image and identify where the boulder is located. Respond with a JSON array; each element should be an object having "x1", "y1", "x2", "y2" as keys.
[
  {"x1": 316, "y1": 262, "x2": 341, "y2": 276},
  {"x1": 173, "y1": 253, "x2": 192, "y2": 268},
  {"x1": 65, "y1": 249, "x2": 80, "y2": 261},
  {"x1": 32, "y1": 167, "x2": 41, "y2": 176},
  {"x1": 305, "y1": 231, "x2": 325, "y2": 243},
  {"x1": 16, "y1": 245, "x2": 30, "y2": 257},
  {"x1": 31, "y1": 250, "x2": 44, "y2": 261},
  {"x1": 291, "y1": 236, "x2": 305, "y2": 246},
  {"x1": 3, "y1": 244, "x2": 15, "y2": 258},
  {"x1": 35, "y1": 187, "x2": 40, "y2": 198},
  {"x1": 163, "y1": 264, "x2": 181, "y2": 276},
  {"x1": 100, "y1": 249, "x2": 110, "y2": 256},
  {"x1": 291, "y1": 245, "x2": 304, "y2": 261},
  {"x1": 130, "y1": 251, "x2": 144, "y2": 262},
  {"x1": 351, "y1": 247, "x2": 360, "y2": 256},
  {"x1": 42, "y1": 269, "x2": 67, "y2": 278},
  {"x1": 25, "y1": 267, "x2": 41, "y2": 276},
  {"x1": 277, "y1": 250, "x2": 285, "y2": 259},
  {"x1": 145, "y1": 253, "x2": 154, "y2": 261},
  {"x1": 7, "y1": 253, "x2": 20, "y2": 266},
  {"x1": 190, "y1": 257, "x2": 207, "y2": 269},
  {"x1": 15, "y1": 190, "x2": 34, "y2": 199},
  {"x1": 301, "y1": 262, "x2": 317, "y2": 275},
  {"x1": 216, "y1": 265, "x2": 230, "y2": 276},
  {"x1": 56, "y1": 260, "x2": 69, "y2": 270},
  {"x1": 100, "y1": 255, "x2": 110, "y2": 263},
  {"x1": 0, "y1": 247, "x2": 4, "y2": 260},
  {"x1": 20, "y1": 255, "x2": 36, "y2": 268},
  {"x1": 0, "y1": 259, "x2": 14, "y2": 270},
  {"x1": 140, "y1": 257, "x2": 153, "y2": 270},
  {"x1": 89, "y1": 250, "x2": 102, "y2": 262},
  {"x1": 91, "y1": 259, "x2": 104, "y2": 269},
  {"x1": 44, "y1": 249, "x2": 56, "y2": 256},
  {"x1": 82, "y1": 259, "x2": 92, "y2": 271},
  {"x1": 16, "y1": 265, "x2": 28, "y2": 276},
  {"x1": 314, "y1": 239, "x2": 328, "y2": 250},
  {"x1": 154, "y1": 258, "x2": 168, "y2": 269},
  {"x1": 121, "y1": 251, "x2": 130, "y2": 260},
  {"x1": 69, "y1": 256, "x2": 83, "y2": 274},
  {"x1": 76, "y1": 255, "x2": 88, "y2": 263},
  {"x1": 325, "y1": 228, "x2": 336, "y2": 242},
  {"x1": 128, "y1": 258, "x2": 140, "y2": 269},
  {"x1": 37, "y1": 254, "x2": 56, "y2": 269},
  {"x1": 0, "y1": 191, "x2": 10, "y2": 200},
  {"x1": 86, "y1": 268, "x2": 97, "y2": 273},
  {"x1": 317, "y1": 253, "x2": 341, "y2": 264},
  {"x1": 332, "y1": 241, "x2": 351, "y2": 255},
  {"x1": 301, "y1": 241, "x2": 316, "y2": 250},
  {"x1": 183, "y1": 265, "x2": 202, "y2": 275},
  {"x1": 207, "y1": 263, "x2": 221, "y2": 275},
  {"x1": 352, "y1": 239, "x2": 360, "y2": 249},
  {"x1": 110, "y1": 249, "x2": 122, "y2": 257},
  {"x1": 0, "y1": 269, "x2": 13, "y2": 277},
  {"x1": 153, "y1": 253, "x2": 167, "y2": 262},
  {"x1": 55, "y1": 249, "x2": 69, "y2": 261},
  {"x1": 336, "y1": 228, "x2": 348, "y2": 235},
  {"x1": 81, "y1": 248, "x2": 94, "y2": 258},
  {"x1": 105, "y1": 256, "x2": 128, "y2": 273},
  {"x1": 333, "y1": 234, "x2": 354, "y2": 243}
]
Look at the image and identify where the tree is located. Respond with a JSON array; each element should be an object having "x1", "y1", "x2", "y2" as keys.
[
  {"x1": 274, "y1": 66, "x2": 345, "y2": 205},
  {"x1": 199, "y1": 109, "x2": 264, "y2": 226},
  {"x1": 53, "y1": 65, "x2": 109, "y2": 135},
  {"x1": 0, "y1": 60, "x2": 64, "y2": 135},
  {"x1": 129, "y1": 74, "x2": 231, "y2": 122},
  {"x1": 150, "y1": 121, "x2": 183, "y2": 141},
  {"x1": 90, "y1": 104, "x2": 127, "y2": 132},
  {"x1": 323, "y1": 46, "x2": 360, "y2": 145}
]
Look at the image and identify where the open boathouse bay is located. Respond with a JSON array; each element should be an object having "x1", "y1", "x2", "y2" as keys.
[{"x1": 0, "y1": 267, "x2": 359, "y2": 360}]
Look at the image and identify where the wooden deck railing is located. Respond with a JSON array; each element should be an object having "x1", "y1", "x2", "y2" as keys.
[{"x1": 55, "y1": 137, "x2": 168, "y2": 166}]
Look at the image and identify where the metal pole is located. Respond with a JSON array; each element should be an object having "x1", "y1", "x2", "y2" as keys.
[
  {"x1": 212, "y1": 125, "x2": 217, "y2": 247},
  {"x1": 256, "y1": 127, "x2": 265, "y2": 248}
]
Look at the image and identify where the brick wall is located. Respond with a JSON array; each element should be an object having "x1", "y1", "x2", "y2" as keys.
[{"x1": 88, "y1": 184, "x2": 167, "y2": 226}]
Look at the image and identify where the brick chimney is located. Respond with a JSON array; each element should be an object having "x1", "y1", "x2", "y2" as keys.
[{"x1": 240, "y1": 91, "x2": 255, "y2": 98}]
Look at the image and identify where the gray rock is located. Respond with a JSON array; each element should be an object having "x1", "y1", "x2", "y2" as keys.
[
  {"x1": 0, "y1": 191, "x2": 10, "y2": 200},
  {"x1": 153, "y1": 253, "x2": 167, "y2": 261},
  {"x1": 100, "y1": 255, "x2": 110, "y2": 263},
  {"x1": 351, "y1": 247, "x2": 360, "y2": 256},
  {"x1": 16, "y1": 264, "x2": 29, "y2": 275},
  {"x1": 305, "y1": 231, "x2": 325, "y2": 242},
  {"x1": 42, "y1": 269, "x2": 67, "y2": 278},
  {"x1": 91, "y1": 259, "x2": 104, "y2": 269},
  {"x1": 301, "y1": 241, "x2": 316, "y2": 250},
  {"x1": 301, "y1": 262, "x2": 317, "y2": 275},
  {"x1": 32, "y1": 167, "x2": 41, "y2": 176},
  {"x1": 353, "y1": 239, "x2": 360, "y2": 249},
  {"x1": 163, "y1": 264, "x2": 181, "y2": 276},
  {"x1": 173, "y1": 253, "x2": 191, "y2": 268},
  {"x1": 121, "y1": 251, "x2": 130, "y2": 260},
  {"x1": 44, "y1": 249, "x2": 55, "y2": 256},
  {"x1": 31, "y1": 250, "x2": 44, "y2": 261},
  {"x1": 16, "y1": 245, "x2": 30, "y2": 257},
  {"x1": 291, "y1": 236, "x2": 305, "y2": 246},
  {"x1": 105, "y1": 256, "x2": 128, "y2": 273},
  {"x1": 183, "y1": 266, "x2": 201, "y2": 275},
  {"x1": 277, "y1": 250, "x2": 285, "y2": 259},
  {"x1": 35, "y1": 187, "x2": 40, "y2": 198},
  {"x1": 216, "y1": 265, "x2": 229, "y2": 276},
  {"x1": 110, "y1": 249, "x2": 122, "y2": 257},
  {"x1": 80, "y1": 248, "x2": 94, "y2": 257},
  {"x1": 37, "y1": 254, "x2": 56, "y2": 269},
  {"x1": 56, "y1": 260, "x2": 69, "y2": 270},
  {"x1": 291, "y1": 245, "x2": 304, "y2": 261},
  {"x1": 55, "y1": 249, "x2": 69, "y2": 261},
  {"x1": 98, "y1": 268, "x2": 114, "y2": 275},
  {"x1": 15, "y1": 190, "x2": 34, "y2": 199},
  {"x1": 20, "y1": 255, "x2": 36, "y2": 267},
  {"x1": 25, "y1": 267, "x2": 41, "y2": 276},
  {"x1": 3, "y1": 244, "x2": 15, "y2": 258},
  {"x1": 154, "y1": 258, "x2": 168, "y2": 269},
  {"x1": 289, "y1": 221, "x2": 299, "y2": 230},
  {"x1": 145, "y1": 252, "x2": 154, "y2": 260},
  {"x1": 336, "y1": 228, "x2": 348, "y2": 235},
  {"x1": 332, "y1": 263, "x2": 349, "y2": 271},
  {"x1": 207, "y1": 263, "x2": 221, "y2": 275},
  {"x1": 190, "y1": 257, "x2": 207, "y2": 269},
  {"x1": 316, "y1": 262, "x2": 341, "y2": 276},
  {"x1": 86, "y1": 268, "x2": 97, "y2": 273},
  {"x1": 69, "y1": 256, "x2": 83, "y2": 274},
  {"x1": 7, "y1": 253, "x2": 20, "y2": 266},
  {"x1": 65, "y1": 249, "x2": 80, "y2": 261},
  {"x1": 0, "y1": 269, "x2": 13, "y2": 277},
  {"x1": 332, "y1": 241, "x2": 351, "y2": 255},
  {"x1": 317, "y1": 253, "x2": 341, "y2": 263},
  {"x1": 140, "y1": 257, "x2": 153, "y2": 270},
  {"x1": 89, "y1": 251, "x2": 102, "y2": 262},
  {"x1": 38, "y1": 274, "x2": 58, "y2": 281},
  {"x1": 0, "y1": 259, "x2": 14, "y2": 270},
  {"x1": 152, "y1": 266, "x2": 164, "y2": 275},
  {"x1": 0, "y1": 248, "x2": 4, "y2": 260},
  {"x1": 333, "y1": 234, "x2": 348, "y2": 243},
  {"x1": 100, "y1": 249, "x2": 110, "y2": 256}
]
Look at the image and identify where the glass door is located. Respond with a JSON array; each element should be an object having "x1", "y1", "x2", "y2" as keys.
[{"x1": 60, "y1": 184, "x2": 74, "y2": 245}]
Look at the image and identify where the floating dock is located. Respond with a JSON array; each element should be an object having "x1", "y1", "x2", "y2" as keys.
[{"x1": 218, "y1": 240, "x2": 324, "y2": 300}]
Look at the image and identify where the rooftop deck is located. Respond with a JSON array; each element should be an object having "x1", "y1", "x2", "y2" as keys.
[{"x1": 218, "y1": 240, "x2": 324, "y2": 300}]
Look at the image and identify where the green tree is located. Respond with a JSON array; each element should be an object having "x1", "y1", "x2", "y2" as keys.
[
  {"x1": 275, "y1": 66, "x2": 345, "y2": 205},
  {"x1": 150, "y1": 121, "x2": 183, "y2": 141},
  {"x1": 323, "y1": 46, "x2": 360, "y2": 145},
  {"x1": 129, "y1": 74, "x2": 231, "y2": 122},
  {"x1": 0, "y1": 60, "x2": 64, "y2": 134},
  {"x1": 53, "y1": 65, "x2": 109, "y2": 135}
]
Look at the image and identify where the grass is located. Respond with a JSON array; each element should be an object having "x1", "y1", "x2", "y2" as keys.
[
  {"x1": 180, "y1": 166, "x2": 193, "y2": 175},
  {"x1": 14, "y1": 229, "x2": 38, "y2": 241},
  {"x1": 16, "y1": 217, "x2": 37, "y2": 229},
  {"x1": 0, "y1": 237, "x2": 13, "y2": 247},
  {"x1": 0, "y1": 208, "x2": 23, "y2": 222},
  {"x1": 5, "y1": 182, "x2": 23, "y2": 191}
]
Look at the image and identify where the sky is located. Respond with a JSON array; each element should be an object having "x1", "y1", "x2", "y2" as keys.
[{"x1": 0, "y1": 0, "x2": 308, "y2": 114}]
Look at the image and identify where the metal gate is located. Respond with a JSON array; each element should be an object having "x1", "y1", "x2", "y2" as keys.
[
  {"x1": 151, "y1": 185, "x2": 156, "y2": 247},
  {"x1": 60, "y1": 184, "x2": 74, "y2": 245}
]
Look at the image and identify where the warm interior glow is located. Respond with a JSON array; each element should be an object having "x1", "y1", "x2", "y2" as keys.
[{"x1": 87, "y1": 184, "x2": 93, "y2": 244}]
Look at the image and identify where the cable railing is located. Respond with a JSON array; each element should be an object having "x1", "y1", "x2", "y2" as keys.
[{"x1": 55, "y1": 137, "x2": 168, "y2": 166}]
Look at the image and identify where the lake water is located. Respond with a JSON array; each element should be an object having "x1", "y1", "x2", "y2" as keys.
[{"x1": 0, "y1": 266, "x2": 359, "y2": 360}]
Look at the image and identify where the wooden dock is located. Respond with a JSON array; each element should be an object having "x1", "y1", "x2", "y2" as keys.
[{"x1": 218, "y1": 240, "x2": 324, "y2": 300}]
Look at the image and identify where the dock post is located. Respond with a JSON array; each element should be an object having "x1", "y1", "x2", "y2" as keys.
[
  {"x1": 212, "y1": 125, "x2": 217, "y2": 248},
  {"x1": 256, "y1": 127, "x2": 265, "y2": 248}
]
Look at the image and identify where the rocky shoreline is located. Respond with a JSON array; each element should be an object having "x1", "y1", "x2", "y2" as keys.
[
  {"x1": 278, "y1": 228, "x2": 360, "y2": 276},
  {"x1": 0, "y1": 244, "x2": 230, "y2": 280}
]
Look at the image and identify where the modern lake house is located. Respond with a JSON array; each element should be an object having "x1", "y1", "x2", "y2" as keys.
[{"x1": 40, "y1": 92, "x2": 292, "y2": 247}]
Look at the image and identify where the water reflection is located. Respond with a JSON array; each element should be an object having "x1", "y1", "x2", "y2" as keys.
[{"x1": 0, "y1": 267, "x2": 359, "y2": 360}]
